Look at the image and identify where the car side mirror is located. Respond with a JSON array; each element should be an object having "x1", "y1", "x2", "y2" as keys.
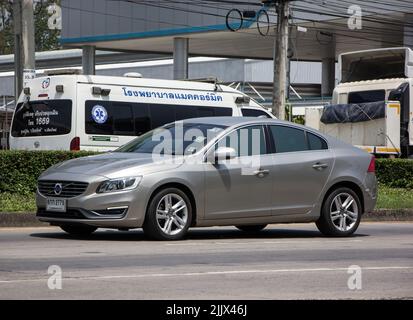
[{"x1": 212, "y1": 147, "x2": 237, "y2": 162}]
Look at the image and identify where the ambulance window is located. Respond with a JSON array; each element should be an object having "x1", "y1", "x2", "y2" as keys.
[
  {"x1": 149, "y1": 104, "x2": 175, "y2": 128},
  {"x1": 213, "y1": 107, "x2": 232, "y2": 116},
  {"x1": 198, "y1": 108, "x2": 214, "y2": 117},
  {"x1": 85, "y1": 101, "x2": 113, "y2": 135},
  {"x1": 113, "y1": 104, "x2": 134, "y2": 135},
  {"x1": 133, "y1": 104, "x2": 150, "y2": 136},
  {"x1": 198, "y1": 107, "x2": 232, "y2": 117},
  {"x1": 11, "y1": 100, "x2": 72, "y2": 137},
  {"x1": 175, "y1": 105, "x2": 198, "y2": 120},
  {"x1": 241, "y1": 108, "x2": 271, "y2": 118}
]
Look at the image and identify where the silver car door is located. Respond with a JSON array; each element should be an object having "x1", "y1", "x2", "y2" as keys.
[
  {"x1": 203, "y1": 125, "x2": 273, "y2": 219},
  {"x1": 268, "y1": 125, "x2": 334, "y2": 216}
]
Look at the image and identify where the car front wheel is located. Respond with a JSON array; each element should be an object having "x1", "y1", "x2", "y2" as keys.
[
  {"x1": 143, "y1": 188, "x2": 192, "y2": 240},
  {"x1": 316, "y1": 187, "x2": 362, "y2": 237}
]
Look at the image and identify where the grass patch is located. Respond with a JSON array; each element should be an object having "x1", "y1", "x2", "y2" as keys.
[
  {"x1": 0, "y1": 193, "x2": 36, "y2": 212},
  {"x1": 0, "y1": 185, "x2": 412, "y2": 213},
  {"x1": 376, "y1": 185, "x2": 413, "y2": 210}
]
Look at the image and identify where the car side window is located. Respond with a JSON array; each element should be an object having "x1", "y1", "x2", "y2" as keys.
[
  {"x1": 270, "y1": 125, "x2": 308, "y2": 153},
  {"x1": 308, "y1": 132, "x2": 328, "y2": 150},
  {"x1": 241, "y1": 108, "x2": 272, "y2": 118},
  {"x1": 216, "y1": 125, "x2": 267, "y2": 156}
]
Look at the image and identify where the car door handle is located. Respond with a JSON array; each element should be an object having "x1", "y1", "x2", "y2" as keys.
[
  {"x1": 312, "y1": 163, "x2": 328, "y2": 170},
  {"x1": 253, "y1": 169, "x2": 269, "y2": 177}
]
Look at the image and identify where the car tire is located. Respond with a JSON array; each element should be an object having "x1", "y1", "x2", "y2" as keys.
[
  {"x1": 236, "y1": 224, "x2": 267, "y2": 232},
  {"x1": 316, "y1": 187, "x2": 362, "y2": 237},
  {"x1": 60, "y1": 225, "x2": 97, "y2": 236},
  {"x1": 143, "y1": 188, "x2": 192, "y2": 241}
]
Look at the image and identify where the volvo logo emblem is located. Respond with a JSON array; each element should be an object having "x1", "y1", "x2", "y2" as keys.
[{"x1": 54, "y1": 183, "x2": 63, "y2": 196}]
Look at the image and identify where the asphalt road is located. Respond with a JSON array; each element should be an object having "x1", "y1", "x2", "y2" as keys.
[{"x1": 0, "y1": 222, "x2": 412, "y2": 300}]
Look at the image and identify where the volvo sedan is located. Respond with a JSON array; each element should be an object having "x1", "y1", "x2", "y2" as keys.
[{"x1": 36, "y1": 117, "x2": 377, "y2": 240}]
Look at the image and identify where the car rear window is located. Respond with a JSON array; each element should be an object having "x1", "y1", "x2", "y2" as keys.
[
  {"x1": 270, "y1": 125, "x2": 308, "y2": 153},
  {"x1": 11, "y1": 100, "x2": 72, "y2": 137},
  {"x1": 308, "y1": 132, "x2": 328, "y2": 150}
]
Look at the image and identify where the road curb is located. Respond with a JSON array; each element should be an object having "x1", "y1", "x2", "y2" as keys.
[
  {"x1": 0, "y1": 212, "x2": 47, "y2": 228},
  {"x1": 363, "y1": 209, "x2": 413, "y2": 221},
  {"x1": 1, "y1": 209, "x2": 413, "y2": 228}
]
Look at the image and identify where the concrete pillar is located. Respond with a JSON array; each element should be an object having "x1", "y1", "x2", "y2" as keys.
[
  {"x1": 321, "y1": 57, "x2": 335, "y2": 97},
  {"x1": 22, "y1": 0, "x2": 35, "y2": 70},
  {"x1": 82, "y1": 46, "x2": 96, "y2": 75},
  {"x1": 14, "y1": 0, "x2": 35, "y2": 102},
  {"x1": 173, "y1": 38, "x2": 188, "y2": 80}
]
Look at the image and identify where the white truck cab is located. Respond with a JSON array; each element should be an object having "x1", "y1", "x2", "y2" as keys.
[{"x1": 10, "y1": 72, "x2": 273, "y2": 151}]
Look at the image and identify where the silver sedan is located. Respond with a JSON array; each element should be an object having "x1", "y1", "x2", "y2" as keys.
[{"x1": 36, "y1": 117, "x2": 377, "y2": 240}]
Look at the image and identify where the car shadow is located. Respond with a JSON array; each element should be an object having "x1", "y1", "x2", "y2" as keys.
[{"x1": 30, "y1": 227, "x2": 369, "y2": 242}]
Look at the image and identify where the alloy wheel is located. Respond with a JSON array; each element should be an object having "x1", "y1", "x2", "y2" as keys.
[
  {"x1": 156, "y1": 193, "x2": 188, "y2": 236},
  {"x1": 330, "y1": 192, "x2": 359, "y2": 232}
]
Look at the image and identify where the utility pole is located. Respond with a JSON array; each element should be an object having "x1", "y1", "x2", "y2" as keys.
[
  {"x1": 13, "y1": 0, "x2": 35, "y2": 102},
  {"x1": 269, "y1": 0, "x2": 290, "y2": 120},
  {"x1": 3, "y1": 95, "x2": 7, "y2": 149}
]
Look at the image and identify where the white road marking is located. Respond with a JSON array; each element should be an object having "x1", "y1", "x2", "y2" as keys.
[
  {"x1": 0, "y1": 266, "x2": 412, "y2": 284},
  {"x1": 165, "y1": 239, "x2": 363, "y2": 246}
]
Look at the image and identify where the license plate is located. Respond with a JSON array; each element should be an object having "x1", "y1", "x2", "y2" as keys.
[{"x1": 46, "y1": 198, "x2": 67, "y2": 212}]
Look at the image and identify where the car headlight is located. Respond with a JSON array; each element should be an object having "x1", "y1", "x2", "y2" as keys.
[{"x1": 97, "y1": 176, "x2": 142, "y2": 193}]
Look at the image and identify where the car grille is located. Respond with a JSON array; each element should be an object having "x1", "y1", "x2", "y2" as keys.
[{"x1": 38, "y1": 180, "x2": 89, "y2": 198}]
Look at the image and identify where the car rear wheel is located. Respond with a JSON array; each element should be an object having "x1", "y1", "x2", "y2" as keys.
[
  {"x1": 143, "y1": 188, "x2": 192, "y2": 240},
  {"x1": 236, "y1": 224, "x2": 267, "y2": 232},
  {"x1": 316, "y1": 187, "x2": 362, "y2": 237},
  {"x1": 60, "y1": 225, "x2": 97, "y2": 236}
]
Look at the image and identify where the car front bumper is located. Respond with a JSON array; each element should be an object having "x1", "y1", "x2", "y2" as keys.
[{"x1": 36, "y1": 172, "x2": 149, "y2": 229}]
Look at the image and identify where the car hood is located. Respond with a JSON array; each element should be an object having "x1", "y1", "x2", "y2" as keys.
[{"x1": 44, "y1": 152, "x2": 183, "y2": 179}]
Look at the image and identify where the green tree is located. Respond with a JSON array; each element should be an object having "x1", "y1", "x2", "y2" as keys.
[
  {"x1": 0, "y1": 0, "x2": 61, "y2": 55},
  {"x1": 0, "y1": 0, "x2": 13, "y2": 55},
  {"x1": 33, "y1": 0, "x2": 61, "y2": 52}
]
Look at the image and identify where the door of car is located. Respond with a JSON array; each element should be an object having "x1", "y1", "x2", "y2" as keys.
[
  {"x1": 268, "y1": 125, "x2": 334, "y2": 216},
  {"x1": 203, "y1": 125, "x2": 273, "y2": 219}
]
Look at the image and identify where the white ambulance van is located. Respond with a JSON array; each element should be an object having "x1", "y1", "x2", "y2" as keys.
[{"x1": 10, "y1": 71, "x2": 273, "y2": 151}]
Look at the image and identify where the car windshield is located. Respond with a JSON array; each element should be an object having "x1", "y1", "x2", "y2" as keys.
[{"x1": 116, "y1": 122, "x2": 227, "y2": 155}]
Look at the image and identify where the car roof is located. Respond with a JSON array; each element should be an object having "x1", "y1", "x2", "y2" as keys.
[
  {"x1": 176, "y1": 117, "x2": 360, "y2": 152},
  {"x1": 180, "y1": 116, "x2": 312, "y2": 130},
  {"x1": 180, "y1": 116, "x2": 279, "y2": 126},
  {"x1": 179, "y1": 116, "x2": 336, "y2": 142}
]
